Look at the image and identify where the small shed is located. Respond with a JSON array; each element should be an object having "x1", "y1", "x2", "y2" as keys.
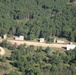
[{"x1": 39, "y1": 38, "x2": 45, "y2": 43}]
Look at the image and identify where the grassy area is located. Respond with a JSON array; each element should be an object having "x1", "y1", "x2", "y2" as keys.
[
  {"x1": 0, "y1": 48, "x2": 20, "y2": 75},
  {"x1": 51, "y1": 47, "x2": 65, "y2": 53},
  {"x1": 4, "y1": 48, "x2": 11, "y2": 57},
  {"x1": 0, "y1": 61, "x2": 17, "y2": 75}
]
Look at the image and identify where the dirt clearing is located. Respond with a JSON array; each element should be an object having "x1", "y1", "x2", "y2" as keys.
[{"x1": 0, "y1": 47, "x2": 5, "y2": 55}]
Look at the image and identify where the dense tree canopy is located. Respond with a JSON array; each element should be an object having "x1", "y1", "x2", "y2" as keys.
[
  {"x1": 0, "y1": 0, "x2": 76, "y2": 41},
  {"x1": 0, "y1": 1, "x2": 76, "y2": 74},
  {"x1": 8, "y1": 44, "x2": 76, "y2": 75},
  {"x1": 0, "y1": 38, "x2": 76, "y2": 75}
]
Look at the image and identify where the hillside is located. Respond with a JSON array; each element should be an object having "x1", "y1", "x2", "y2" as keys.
[
  {"x1": 0, "y1": 0, "x2": 76, "y2": 41},
  {"x1": 0, "y1": 42, "x2": 76, "y2": 75},
  {"x1": 0, "y1": 0, "x2": 76, "y2": 75}
]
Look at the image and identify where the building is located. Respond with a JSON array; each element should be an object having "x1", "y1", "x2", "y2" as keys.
[
  {"x1": 67, "y1": 44, "x2": 76, "y2": 50},
  {"x1": 19, "y1": 36, "x2": 24, "y2": 40},
  {"x1": 66, "y1": 42, "x2": 76, "y2": 50},
  {"x1": 56, "y1": 40, "x2": 65, "y2": 43},
  {"x1": 15, "y1": 35, "x2": 24, "y2": 41},
  {"x1": 3, "y1": 34, "x2": 7, "y2": 39},
  {"x1": 39, "y1": 38, "x2": 45, "y2": 43}
]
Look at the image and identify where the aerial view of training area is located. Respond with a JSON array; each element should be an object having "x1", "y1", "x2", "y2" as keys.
[{"x1": 0, "y1": 0, "x2": 76, "y2": 75}]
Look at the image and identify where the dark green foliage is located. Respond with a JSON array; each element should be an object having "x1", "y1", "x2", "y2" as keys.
[
  {"x1": 45, "y1": 47, "x2": 52, "y2": 56},
  {"x1": 0, "y1": 0, "x2": 76, "y2": 41},
  {"x1": 0, "y1": 40, "x2": 9, "y2": 48},
  {"x1": 9, "y1": 44, "x2": 76, "y2": 75},
  {"x1": 0, "y1": 0, "x2": 76, "y2": 74},
  {"x1": 47, "y1": 37, "x2": 54, "y2": 43},
  {"x1": 28, "y1": 34, "x2": 35, "y2": 40}
]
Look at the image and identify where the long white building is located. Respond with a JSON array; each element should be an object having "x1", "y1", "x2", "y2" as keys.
[{"x1": 15, "y1": 36, "x2": 24, "y2": 41}]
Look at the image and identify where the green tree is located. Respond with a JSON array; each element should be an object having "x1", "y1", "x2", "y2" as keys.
[
  {"x1": 28, "y1": 34, "x2": 35, "y2": 40},
  {"x1": 1, "y1": 40, "x2": 9, "y2": 48},
  {"x1": 45, "y1": 47, "x2": 52, "y2": 56},
  {"x1": 47, "y1": 37, "x2": 54, "y2": 43}
]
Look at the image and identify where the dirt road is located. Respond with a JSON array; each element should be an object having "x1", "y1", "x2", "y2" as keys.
[{"x1": 8, "y1": 40, "x2": 67, "y2": 48}]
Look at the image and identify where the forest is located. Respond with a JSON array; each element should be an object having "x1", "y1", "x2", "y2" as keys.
[
  {"x1": 0, "y1": 0, "x2": 76, "y2": 75},
  {"x1": 0, "y1": 41, "x2": 76, "y2": 75},
  {"x1": 0, "y1": 0, "x2": 76, "y2": 41}
]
